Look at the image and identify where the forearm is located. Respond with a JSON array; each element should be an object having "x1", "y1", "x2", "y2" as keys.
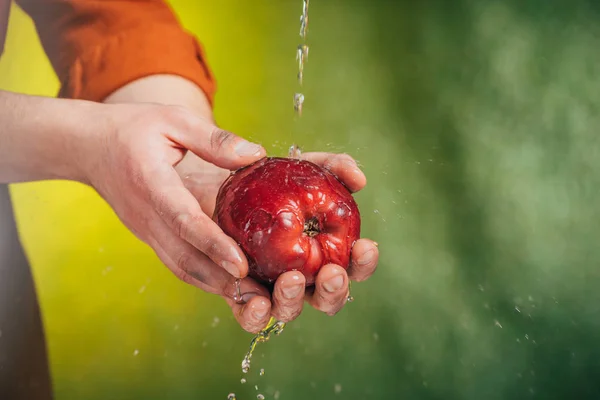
[{"x1": 0, "y1": 90, "x2": 96, "y2": 184}]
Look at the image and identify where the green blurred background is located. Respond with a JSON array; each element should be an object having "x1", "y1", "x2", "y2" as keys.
[{"x1": 3, "y1": 0, "x2": 600, "y2": 398}]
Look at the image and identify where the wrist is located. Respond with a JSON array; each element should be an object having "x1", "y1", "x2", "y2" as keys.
[{"x1": 0, "y1": 91, "x2": 106, "y2": 184}]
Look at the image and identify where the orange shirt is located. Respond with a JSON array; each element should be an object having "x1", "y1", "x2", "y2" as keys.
[{"x1": 0, "y1": 0, "x2": 216, "y2": 105}]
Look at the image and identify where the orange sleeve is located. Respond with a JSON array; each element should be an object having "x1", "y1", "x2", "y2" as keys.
[{"x1": 15, "y1": 0, "x2": 217, "y2": 105}]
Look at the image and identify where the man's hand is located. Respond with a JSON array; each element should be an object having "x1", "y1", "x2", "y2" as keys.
[{"x1": 82, "y1": 102, "x2": 267, "y2": 294}]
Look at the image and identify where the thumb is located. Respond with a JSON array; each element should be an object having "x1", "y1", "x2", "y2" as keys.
[{"x1": 170, "y1": 109, "x2": 266, "y2": 170}]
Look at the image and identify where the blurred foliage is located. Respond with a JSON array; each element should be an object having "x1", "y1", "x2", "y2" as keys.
[{"x1": 2, "y1": 0, "x2": 600, "y2": 398}]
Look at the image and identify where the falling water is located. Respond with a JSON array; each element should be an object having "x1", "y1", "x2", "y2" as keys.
[
  {"x1": 290, "y1": 0, "x2": 310, "y2": 154},
  {"x1": 231, "y1": 2, "x2": 312, "y2": 397},
  {"x1": 241, "y1": 318, "x2": 286, "y2": 375}
]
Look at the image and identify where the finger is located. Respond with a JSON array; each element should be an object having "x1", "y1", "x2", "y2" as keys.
[
  {"x1": 348, "y1": 239, "x2": 379, "y2": 282},
  {"x1": 305, "y1": 264, "x2": 349, "y2": 316},
  {"x1": 156, "y1": 240, "x2": 272, "y2": 334},
  {"x1": 227, "y1": 295, "x2": 272, "y2": 334},
  {"x1": 150, "y1": 217, "x2": 273, "y2": 335},
  {"x1": 166, "y1": 107, "x2": 266, "y2": 170},
  {"x1": 150, "y1": 235, "x2": 227, "y2": 296},
  {"x1": 222, "y1": 276, "x2": 272, "y2": 334},
  {"x1": 144, "y1": 166, "x2": 248, "y2": 278},
  {"x1": 300, "y1": 152, "x2": 367, "y2": 192},
  {"x1": 148, "y1": 215, "x2": 240, "y2": 294},
  {"x1": 271, "y1": 271, "x2": 306, "y2": 322}
]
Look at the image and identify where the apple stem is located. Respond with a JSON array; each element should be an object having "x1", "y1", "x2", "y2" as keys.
[{"x1": 303, "y1": 217, "x2": 320, "y2": 237}]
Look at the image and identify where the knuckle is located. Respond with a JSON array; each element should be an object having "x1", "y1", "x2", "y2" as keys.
[
  {"x1": 176, "y1": 251, "x2": 193, "y2": 272},
  {"x1": 171, "y1": 212, "x2": 193, "y2": 239},
  {"x1": 325, "y1": 308, "x2": 341, "y2": 317},
  {"x1": 273, "y1": 299, "x2": 303, "y2": 322},
  {"x1": 277, "y1": 308, "x2": 302, "y2": 323},
  {"x1": 173, "y1": 264, "x2": 195, "y2": 285},
  {"x1": 204, "y1": 241, "x2": 219, "y2": 257},
  {"x1": 324, "y1": 153, "x2": 355, "y2": 171},
  {"x1": 210, "y1": 127, "x2": 235, "y2": 152},
  {"x1": 338, "y1": 153, "x2": 355, "y2": 164}
]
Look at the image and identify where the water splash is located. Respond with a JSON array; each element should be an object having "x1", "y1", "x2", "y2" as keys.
[
  {"x1": 259, "y1": 368, "x2": 265, "y2": 376},
  {"x1": 288, "y1": 144, "x2": 302, "y2": 159},
  {"x1": 227, "y1": 394, "x2": 236, "y2": 400},
  {"x1": 241, "y1": 318, "x2": 286, "y2": 374}
]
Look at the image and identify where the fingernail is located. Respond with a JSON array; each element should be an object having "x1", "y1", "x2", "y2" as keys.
[
  {"x1": 323, "y1": 275, "x2": 344, "y2": 293},
  {"x1": 373, "y1": 241, "x2": 379, "y2": 247},
  {"x1": 356, "y1": 249, "x2": 375, "y2": 266},
  {"x1": 235, "y1": 140, "x2": 263, "y2": 157},
  {"x1": 221, "y1": 260, "x2": 241, "y2": 278},
  {"x1": 252, "y1": 300, "x2": 269, "y2": 319},
  {"x1": 282, "y1": 284, "x2": 303, "y2": 299}
]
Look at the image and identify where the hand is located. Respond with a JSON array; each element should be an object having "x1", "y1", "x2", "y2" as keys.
[
  {"x1": 99, "y1": 75, "x2": 378, "y2": 332},
  {"x1": 81, "y1": 102, "x2": 268, "y2": 296},
  {"x1": 176, "y1": 151, "x2": 379, "y2": 333}
]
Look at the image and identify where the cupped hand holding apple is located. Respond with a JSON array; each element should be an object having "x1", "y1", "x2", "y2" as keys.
[{"x1": 177, "y1": 151, "x2": 379, "y2": 333}]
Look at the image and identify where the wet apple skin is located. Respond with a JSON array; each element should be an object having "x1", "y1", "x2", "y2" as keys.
[{"x1": 214, "y1": 157, "x2": 361, "y2": 286}]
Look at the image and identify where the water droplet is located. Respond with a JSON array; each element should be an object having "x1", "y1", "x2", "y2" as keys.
[
  {"x1": 274, "y1": 391, "x2": 280, "y2": 399},
  {"x1": 228, "y1": 394, "x2": 237, "y2": 400},
  {"x1": 211, "y1": 317, "x2": 220, "y2": 328},
  {"x1": 494, "y1": 320, "x2": 503, "y2": 328},
  {"x1": 347, "y1": 281, "x2": 354, "y2": 303},
  {"x1": 334, "y1": 384, "x2": 342, "y2": 394},
  {"x1": 257, "y1": 395, "x2": 265, "y2": 400},
  {"x1": 241, "y1": 378, "x2": 247, "y2": 384},
  {"x1": 255, "y1": 385, "x2": 259, "y2": 391},
  {"x1": 242, "y1": 358, "x2": 250, "y2": 374},
  {"x1": 288, "y1": 144, "x2": 302, "y2": 158},
  {"x1": 233, "y1": 279, "x2": 244, "y2": 304},
  {"x1": 133, "y1": 349, "x2": 139, "y2": 356},
  {"x1": 293, "y1": 93, "x2": 305, "y2": 116},
  {"x1": 515, "y1": 306, "x2": 521, "y2": 313},
  {"x1": 138, "y1": 285, "x2": 146, "y2": 294},
  {"x1": 259, "y1": 368, "x2": 265, "y2": 376},
  {"x1": 373, "y1": 332, "x2": 379, "y2": 341}
]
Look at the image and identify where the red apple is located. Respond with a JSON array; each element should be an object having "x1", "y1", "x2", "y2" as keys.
[{"x1": 214, "y1": 157, "x2": 361, "y2": 286}]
